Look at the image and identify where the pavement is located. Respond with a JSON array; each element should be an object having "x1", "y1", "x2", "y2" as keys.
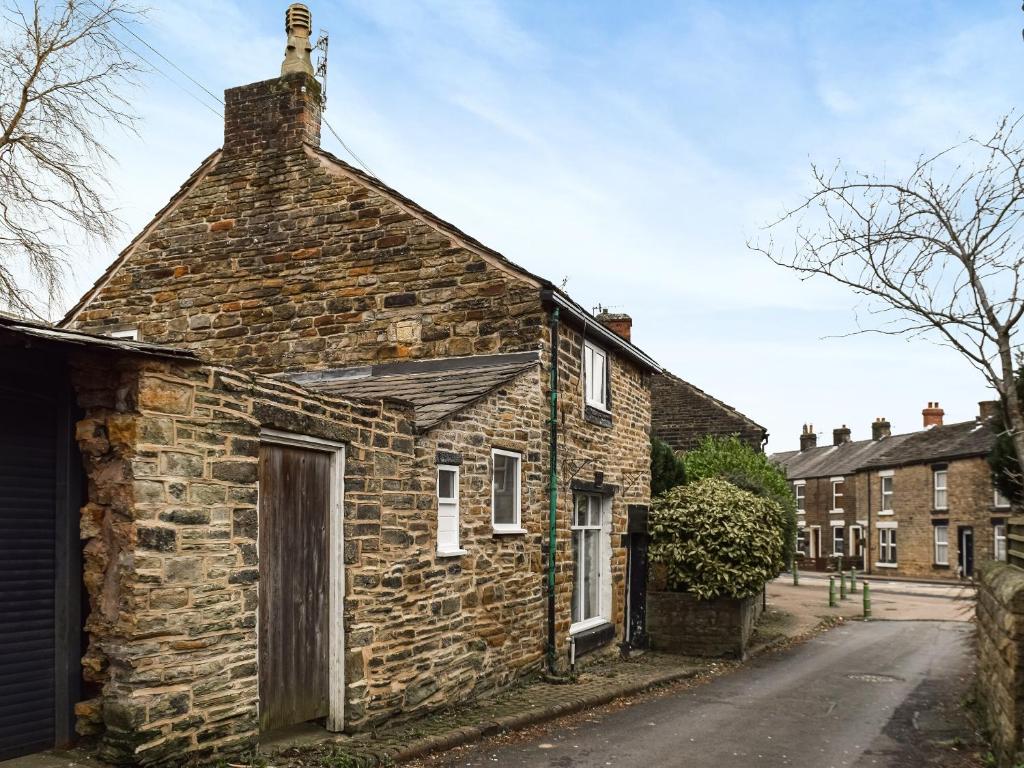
[{"x1": 414, "y1": 621, "x2": 978, "y2": 768}]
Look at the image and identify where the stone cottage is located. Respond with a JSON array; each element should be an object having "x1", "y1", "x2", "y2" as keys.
[
  {"x1": 772, "y1": 402, "x2": 1006, "y2": 579},
  {"x1": 44, "y1": 4, "x2": 660, "y2": 764}
]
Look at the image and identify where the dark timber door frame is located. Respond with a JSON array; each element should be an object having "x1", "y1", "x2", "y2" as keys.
[
  {"x1": 958, "y1": 526, "x2": 974, "y2": 579},
  {"x1": 258, "y1": 429, "x2": 345, "y2": 732}
]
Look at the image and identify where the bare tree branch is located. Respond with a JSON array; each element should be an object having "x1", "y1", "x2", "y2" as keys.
[
  {"x1": 750, "y1": 115, "x2": 1024, "y2": 475},
  {"x1": 0, "y1": 0, "x2": 142, "y2": 318}
]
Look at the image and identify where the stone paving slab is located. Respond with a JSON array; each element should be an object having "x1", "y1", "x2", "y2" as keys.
[{"x1": 262, "y1": 653, "x2": 712, "y2": 767}]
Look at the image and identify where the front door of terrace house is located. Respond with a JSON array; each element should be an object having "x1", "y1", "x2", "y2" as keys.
[{"x1": 258, "y1": 432, "x2": 344, "y2": 733}]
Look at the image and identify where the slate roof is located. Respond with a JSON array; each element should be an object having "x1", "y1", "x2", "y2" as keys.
[
  {"x1": 288, "y1": 352, "x2": 540, "y2": 432},
  {"x1": 651, "y1": 371, "x2": 766, "y2": 453},
  {"x1": 0, "y1": 313, "x2": 198, "y2": 361},
  {"x1": 771, "y1": 420, "x2": 995, "y2": 479}
]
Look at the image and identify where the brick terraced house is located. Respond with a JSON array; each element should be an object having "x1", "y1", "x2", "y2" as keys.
[
  {"x1": 772, "y1": 402, "x2": 1008, "y2": 580},
  {"x1": 1, "y1": 5, "x2": 662, "y2": 765}
]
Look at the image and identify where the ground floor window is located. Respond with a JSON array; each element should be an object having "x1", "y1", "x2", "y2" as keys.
[
  {"x1": 436, "y1": 465, "x2": 462, "y2": 555},
  {"x1": 995, "y1": 523, "x2": 1008, "y2": 562},
  {"x1": 879, "y1": 528, "x2": 897, "y2": 564},
  {"x1": 796, "y1": 527, "x2": 806, "y2": 556},
  {"x1": 832, "y1": 525, "x2": 845, "y2": 555},
  {"x1": 572, "y1": 492, "x2": 608, "y2": 628},
  {"x1": 934, "y1": 525, "x2": 949, "y2": 565}
]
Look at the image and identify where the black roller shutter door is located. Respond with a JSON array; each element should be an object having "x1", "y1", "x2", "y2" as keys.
[{"x1": 0, "y1": 384, "x2": 58, "y2": 759}]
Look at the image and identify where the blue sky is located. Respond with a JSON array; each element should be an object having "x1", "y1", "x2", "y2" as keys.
[{"x1": 62, "y1": 0, "x2": 1024, "y2": 451}]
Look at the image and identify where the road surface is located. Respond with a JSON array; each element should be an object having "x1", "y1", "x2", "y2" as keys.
[{"x1": 423, "y1": 621, "x2": 974, "y2": 768}]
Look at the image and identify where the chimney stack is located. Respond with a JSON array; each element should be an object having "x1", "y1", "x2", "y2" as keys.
[
  {"x1": 833, "y1": 425, "x2": 852, "y2": 446},
  {"x1": 979, "y1": 400, "x2": 1000, "y2": 422},
  {"x1": 595, "y1": 311, "x2": 632, "y2": 343},
  {"x1": 223, "y1": 4, "x2": 322, "y2": 155},
  {"x1": 871, "y1": 417, "x2": 891, "y2": 441},
  {"x1": 799, "y1": 424, "x2": 817, "y2": 452},
  {"x1": 922, "y1": 401, "x2": 945, "y2": 428}
]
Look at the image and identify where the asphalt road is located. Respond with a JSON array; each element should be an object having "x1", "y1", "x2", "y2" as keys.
[{"x1": 427, "y1": 621, "x2": 974, "y2": 768}]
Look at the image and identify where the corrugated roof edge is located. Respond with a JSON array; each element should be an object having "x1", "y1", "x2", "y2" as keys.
[{"x1": 0, "y1": 314, "x2": 199, "y2": 360}]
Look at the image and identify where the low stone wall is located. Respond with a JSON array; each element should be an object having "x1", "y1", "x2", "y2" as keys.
[
  {"x1": 976, "y1": 561, "x2": 1024, "y2": 767},
  {"x1": 647, "y1": 590, "x2": 763, "y2": 659}
]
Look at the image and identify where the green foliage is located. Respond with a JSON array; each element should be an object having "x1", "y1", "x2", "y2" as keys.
[
  {"x1": 682, "y1": 435, "x2": 798, "y2": 570},
  {"x1": 649, "y1": 477, "x2": 786, "y2": 599},
  {"x1": 651, "y1": 436, "x2": 687, "y2": 496},
  {"x1": 988, "y1": 369, "x2": 1021, "y2": 505}
]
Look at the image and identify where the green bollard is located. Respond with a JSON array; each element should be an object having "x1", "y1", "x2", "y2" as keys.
[
  {"x1": 829, "y1": 576, "x2": 837, "y2": 607},
  {"x1": 850, "y1": 568, "x2": 857, "y2": 591},
  {"x1": 840, "y1": 571, "x2": 848, "y2": 600},
  {"x1": 792, "y1": 566, "x2": 799, "y2": 586},
  {"x1": 863, "y1": 582, "x2": 871, "y2": 619}
]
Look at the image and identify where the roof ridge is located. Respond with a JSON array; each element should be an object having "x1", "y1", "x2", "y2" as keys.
[{"x1": 657, "y1": 369, "x2": 765, "y2": 432}]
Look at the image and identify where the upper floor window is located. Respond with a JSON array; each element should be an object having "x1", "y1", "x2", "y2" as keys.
[
  {"x1": 107, "y1": 328, "x2": 139, "y2": 341},
  {"x1": 491, "y1": 449, "x2": 523, "y2": 533},
  {"x1": 880, "y1": 474, "x2": 894, "y2": 512},
  {"x1": 933, "y1": 469, "x2": 948, "y2": 510},
  {"x1": 583, "y1": 340, "x2": 608, "y2": 411},
  {"x1": 995, "y1": 483, "x2": 1011, "y2": 509},
  {"x1": 436, "y1": 465, "x2": 464, "y2": 556},
  {"x1": 995, "y1": 523, "x2": 1008, "y2": 562},
  {"x1": 794, "y1": 483, "x2": 805, "y2": 513},
  {"x1": 831, "y1": 478, "x2": 844, "y2": 511}
]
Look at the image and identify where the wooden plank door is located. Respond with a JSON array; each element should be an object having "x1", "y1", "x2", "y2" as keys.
[{"x1": 258, "y1": 442, "x2": 334, "y2": 731}]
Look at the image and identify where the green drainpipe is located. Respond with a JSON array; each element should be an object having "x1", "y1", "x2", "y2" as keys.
[{"x1": 547, "y1": 306, "x2": 560, "y2": 674}]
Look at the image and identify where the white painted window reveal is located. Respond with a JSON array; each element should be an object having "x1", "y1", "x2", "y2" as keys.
[
  {"x1": 794, "y1": 482, "x2": 805, "y2": 513},
  {"x1": 933, "y1": 469, "x2": 948, "y2": 510},
  {"x1": 831, "y1": 477, "x2": 844, "y2": 512},
  {"x1": 436, "y1": 465, "x2": 465, "y2": 556},
  {"x1": 995, "y1": 524, "x2": 1008, "y2": 562},
  {"x1": 571, "y1": 492, "x2": 610, "y2": 632},
  {"x1": 878, "y1": 527, "x2": 897, "y2": 567},
  {"x1": 832, "y1": 525, "x2": 845, "y2": 555},
  {"x1": 880, "y1": 474, "x2": 894, "y2": 513},
  {"x1": 934, "y1": 525, "x2": 949, "y2": 566},
  {"x1": 491, "y1": 449, "x2": 523, "y2": 533},
  {"x1": 583, "y1": 340, "x2": 608, "y2": 411}
]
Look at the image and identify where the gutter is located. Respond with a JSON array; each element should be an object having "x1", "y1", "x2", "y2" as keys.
[{"x1": 539, "y1": 288, "x2": 662, "y2": 374}]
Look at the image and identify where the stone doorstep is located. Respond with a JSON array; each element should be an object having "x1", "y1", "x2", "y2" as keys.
[{"x1": 265, "y1": 658, "x2": 707, "y2": 767}]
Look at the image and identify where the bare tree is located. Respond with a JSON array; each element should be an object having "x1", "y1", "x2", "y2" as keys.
[
  {"x1": 0, "y1": 0, "x2": 141, "y2": 318},
  {"x1": 751, "y1": 116, "x2": 1024, "y2": 471}
]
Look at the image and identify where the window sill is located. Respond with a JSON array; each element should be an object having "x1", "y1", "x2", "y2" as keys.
[
  {"x1": 875, "y1": 562, "x2": 898, "y2": 569},
  {"x1": 583, "y1": 404, "x2": 613, "y2": 428},
  {"x1": 932, "y1": 508, "x2": 949, "y2": 514},
  {"x1": 437, "y1": 548, "x2": 468, "y2": 558},
  {"x1": 932, "y1": 563, "x2": 950, "y2": 569},
  {"x1": 492, "y1": 528, "x2": 528, "y2": 536},
  {"x1": 829, "y1": 509, "x2": 845, "y2": 515},
  {"x1": 878, "y1": 510, "x2": 894, "y2": 516},
  {"x1": 570, "y1": 617, "x2": 610, "y2": 635}
]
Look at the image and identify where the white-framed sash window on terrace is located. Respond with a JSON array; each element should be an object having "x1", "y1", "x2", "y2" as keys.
[
  {"x1": 995, "y1": 483, "x2": 1011, "y2": 509},
  {"x1": 879, "y1": 472, "x2": 894, "y2": 513},
  {"x1": 878, "y1": 526, "x2": 897, "y2": 567},
  {"x1": 934, "y1": 525, "x2": 949, "y2": 566},
  {"x1": 794, "y1": 482, "x2": 805, "y2": 514},
  {"x1": 583, "y1": 340, "x2": 608, "y2": 411},
  {"x1": 491, "y1": 449, "x2": 524, "y2": 533},
  {"x1": 831, "y1": 477, "x2": 844, "y2": 513},
  {"x1": 933, "y1": 469, "x2": 948, "y2": 510},
  {"x1": 995, "y1": 524, "x2": 1008, "y2": 562},
  {"x1": 571, "y1": 492, "x2": 610, "y2": 632},
  {"x1": 832, "y1": 525, "x2": 845, "y2": 555},
  {"x1": 436, "y1": 465, "x2": 465, "y2": 556}
]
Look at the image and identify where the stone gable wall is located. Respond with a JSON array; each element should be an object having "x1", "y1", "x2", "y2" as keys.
[
  {"x1": 68, "y1": 79, "x2": 546, "y2": 373},
  {"x1": 860, "y1": 457, "x2": 1006, "y2": 579}
]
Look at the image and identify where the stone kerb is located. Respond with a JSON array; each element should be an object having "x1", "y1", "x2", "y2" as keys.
[{"x1": 976, "y1": 560, "x2": 1024, "y2": 767}]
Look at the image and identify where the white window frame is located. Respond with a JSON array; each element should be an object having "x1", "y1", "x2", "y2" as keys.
[
  {"x1": 933, "y1": 469, "x2": 948, "y2": 510},
  {"x1": 583, "y1": 340, "x2": 609, "y2": 412},
  {"x1": 832, "y1": 525, "x2": 845, "y2": 556},
  {"x1": 491, "y1": 448, "x2": 524, "y2": 533},
  {"x1": 794, "y1": 481, "x2": 806, "y2": 514},
  {"x1": 830, "y1": 476, "x2": 844, "y2": 513},
  {"x1": 436, "y1": 465, "x2": 465, "y2": 557},
  {"x1": 849, "y1": 525, "x2": 863, "y2": 557},
  {"x1": 995, "y1": 523, "x2": 1008, "y2": 562},
  {"x1": 995, "y1": 483, "x2": 1011, "y2": 509},
  {"x1": 879, "y1": 471, "x2": 894, "y2": 514},
  {"x1": 877, "y1": 524, "x2": 897, "y2": 568},
  {"x1": 809, "y1": 525, "x2": 822, "y2": 559},
  {"x1": 570, "y1": 492, "x2": 611, "y2": 633},
  {"x1": 934, "y1": 525, "x2": 949, "y2": 566},
  {"x1": 796, "y1": 524, "x2": 807, "y2": 556},
  {"x1": 107, "y1": 327, "x2": 139, "y2": 341}
]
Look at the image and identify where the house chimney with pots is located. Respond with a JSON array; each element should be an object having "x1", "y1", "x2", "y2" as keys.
[
  {"x1": 223, "y1": 3, "x2": 322, "y2": 156},
  {"x1": 833, "y1": 425, "x2": 852, "y2": 445},
  {"x1": 871, "y1": 417, "x2": 891, "y2": 440},
  {"x1": 979, "y1": 400, "x2": 1000, "y2": 422},
  {"x1": 799, "y1": 424, "x2": 817, "y2": 452},
  {"x1": 595, "y1": 311, "x2": 632, "y2": 343},
  {"x1": 922, "y1": 401, "x2": 945, "y2": 428}
]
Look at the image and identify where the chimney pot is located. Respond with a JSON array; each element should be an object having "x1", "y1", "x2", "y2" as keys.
[
  {"x1": 871, "y1": 417, "x2": 892, "y2": 441},
  {"x1": 922, "y1": 401, "x2": 945, "y2": 428},
  {"x1": 800, "y1": 423, "x2": 817, "y2": 452},
  {"x1": 595, "y1": 311, "x2": 632, "y2": 343},
  {"x1": 832, "y1": 425, "x2": 852, "y2": 446},
  {"x1": 282, "y1": 3, "x2": 315, "y2": 76}
]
